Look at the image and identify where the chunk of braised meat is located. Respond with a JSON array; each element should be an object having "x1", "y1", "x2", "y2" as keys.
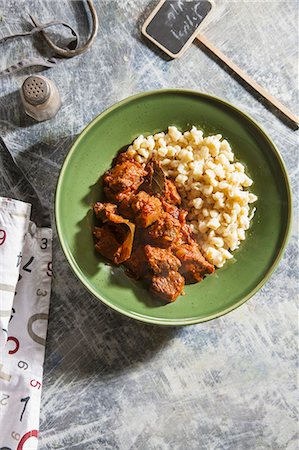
[
  {"x1": 113, "y1": 150, "x2": 135, "y2": 164},
  {"x1": 130, "y1": 191, "x2": 162, "y2": 228},
  {"x1": 144, "y1": 245, "x2": 181, "y2": 275},
  {"x1": 94, "y1": 220, "x2": 135, "y2": 265},
  {"x1": 150, "y1": 271, "x2": 185, "y2": 302},
  {"x1": 118, "y1": 198, "x2": 134, "y2": 220},
  {"x1": 93, "y1": 225, "x2": 124, "y2": 264},
  {"x1": 173, "y1": 242, "x2": 215, "y2": 284},
  {"x1": 103, "y1": 159, "x2": 147, "y2": 202},
  {"x1": 124, "y1": 246, "x2": 146, "y2": 279},
  {"x1": 162, "y1": 200, "x2": 187, "y2": 223},
  {"x1": 94, "y1": 202, "x2": 120, "y2": 223},
  {"x1": 124, "y1": 243, "x2": 181, "y2": 279},
  {"x1": 119, "y1": 191, "x2": 163, "y2": 226},
  {"x1": 172, "y1": 222, "x2": 195, "y2": 247},
  {"x1": 93, "y1": 203, "x2": 135, "y2": 264},
  {"x1": 164, "y1": 179, "x2": 181, "y2": 205},
  {"x1": 160, "y1": 200, "x2": 193, "y2": 247},
  {"x1": 144, "y1": 212, "x2": 182, "y2": 247}
]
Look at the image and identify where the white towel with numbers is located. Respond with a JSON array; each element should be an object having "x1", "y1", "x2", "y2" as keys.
[{"x1": 0, "y1": 197, "x2": 52, "y2": 450}]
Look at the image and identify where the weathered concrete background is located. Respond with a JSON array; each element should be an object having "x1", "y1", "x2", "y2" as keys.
[{"x1": 0, "y1": 1, "x2": 298, "y2": 449}]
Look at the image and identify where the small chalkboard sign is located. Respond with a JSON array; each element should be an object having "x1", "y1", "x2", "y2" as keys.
[{"x1": 142, "y1": 0, "x2": 214, "y2": 58}]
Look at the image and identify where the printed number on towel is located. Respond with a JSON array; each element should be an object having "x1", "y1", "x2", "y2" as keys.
[
  {"x1": 7, "y1": 336, "x2": 19, "y2": 354},
  {"x1": 27, "y1": 313, "x2": 48, "y2": 346},
  {"x1": 9, "y1": 308, "x2": 15, "y2": 322},
  {"x1": 40, "y1": 238, "x2": 48, "y2": 249},
  {"x1": 16, "y1": 430, "x2": 38, "y2": 450},
  {"x1": 11, "y1": 432, "x2": 20, "y2": 440},
  {"x1": 0, "y1": 393, "x2": 10, "y2": 405},
  {"x1": 18, "y1": 361, "x2": 29, "y2": 370},
  {"x1": 16, "y1": 252, "x2": 22, "y2": 267},
  {"x1": 30, "y1": 379, "x2": 41, "y2": 389},
  {"x1": 22, "y1": 256, "x2": 34, "y2": 273},
  {"x1": 47, "y1": 261, "x2": 52, "y2": 277},
  {"x1": 36, "y1": 289, "x2": 47, "y2": 297},
  {"x1": 0, "y1": 229, "x2": 6, "y2": 245},
  {"x1": 20, "y1": 396, "x2": 30, "y2": 422}
]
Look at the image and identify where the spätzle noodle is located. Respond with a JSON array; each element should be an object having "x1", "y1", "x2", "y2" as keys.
[{"x1": 126, "y1": 126, "x2": 258, "y2": 268}]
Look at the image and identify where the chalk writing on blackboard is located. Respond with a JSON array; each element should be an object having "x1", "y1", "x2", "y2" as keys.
[{"x1": 142, "y1": 0, "x2": 213, "y2": 58}]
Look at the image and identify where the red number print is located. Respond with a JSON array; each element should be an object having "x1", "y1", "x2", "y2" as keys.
[
  {"x1": 30, "y1": 379, "x2": 41, "y2": 389},
  {"x1": 7, "y1": 336, "x2": 19, "y2": 354},
  {"x1": 16, "y1": 430, "x2": 38, "y2": 450},
  {"x1": 0, "y1": 229, "x2": 6, "y2": 245}
]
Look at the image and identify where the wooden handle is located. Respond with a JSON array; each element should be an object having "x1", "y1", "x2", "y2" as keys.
[{"x1": 196, "y1": 34, "x2": 299, "y2": 126}]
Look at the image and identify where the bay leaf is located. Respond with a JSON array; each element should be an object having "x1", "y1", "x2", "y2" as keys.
[{"x1": 141, "y1": 159, "x2": 166, "y2": 195}]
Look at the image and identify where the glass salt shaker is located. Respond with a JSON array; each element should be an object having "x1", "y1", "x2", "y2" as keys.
[{"x1": 20, "y1": 75, "x2": 61, "y2": 122}]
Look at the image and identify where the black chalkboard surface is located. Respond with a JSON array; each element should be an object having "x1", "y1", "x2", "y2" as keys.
[{"x1": 142, "y1": 0, "x2": 213, "y2": 58}]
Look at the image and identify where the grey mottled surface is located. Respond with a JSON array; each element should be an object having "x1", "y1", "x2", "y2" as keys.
[{"x1": 0, "y1": 1, "x2": 298, "y2": 449}]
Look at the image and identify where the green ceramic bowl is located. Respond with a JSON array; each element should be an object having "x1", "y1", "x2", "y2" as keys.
[{"x1": 55, "y1": 90, "x2": 291, "y2": 325}]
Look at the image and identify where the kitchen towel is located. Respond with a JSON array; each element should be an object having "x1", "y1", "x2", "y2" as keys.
[{"x1": 0, "y1": 197, "x2": 52, "y2": 450}]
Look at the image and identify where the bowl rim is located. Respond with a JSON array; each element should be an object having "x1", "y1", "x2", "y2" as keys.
[{"x1": 55, "y1": 89, "x2": 292, "y2": 326}]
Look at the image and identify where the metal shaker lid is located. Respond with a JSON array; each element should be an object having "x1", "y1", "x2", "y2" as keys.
[{"x1": 22, "y1": 76, "x2": 51, "y2": 105}]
